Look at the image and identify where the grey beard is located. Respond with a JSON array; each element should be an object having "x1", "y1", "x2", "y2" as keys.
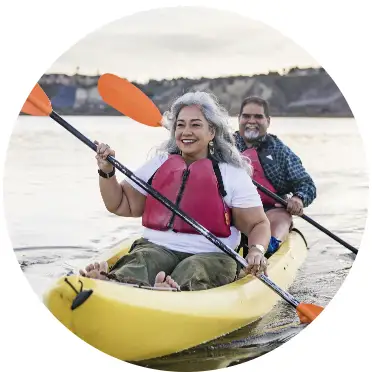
[{"x1": 244, "y1": 129, "x2": 261, "y2": 140}]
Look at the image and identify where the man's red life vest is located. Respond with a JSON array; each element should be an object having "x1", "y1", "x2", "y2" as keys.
[
  {"x1": 242, "y1": 148, "x2": 277, "y2": 206},
  {"x1": 142, "y1": 155, "x2": 232, "y2": 237}
]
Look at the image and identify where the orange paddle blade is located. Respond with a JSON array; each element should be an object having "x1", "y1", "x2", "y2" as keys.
[
  {"x1": 21, "y1": 83, "x2": 52, "y2": 116},
  {"x1": 97, "y1": 73, "x2": 163, "y2": 127},
  {"x1": 297, "y1": 303, "x2": 324, "y2": 323}
]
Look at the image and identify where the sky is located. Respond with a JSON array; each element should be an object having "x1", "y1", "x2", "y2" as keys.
[{"x1": 47, "y1": 7, "x2": 320, "y2": 83}]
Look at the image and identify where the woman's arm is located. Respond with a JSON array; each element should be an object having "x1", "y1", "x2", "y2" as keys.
[
  {"x1": 233, "y1": 206, "x2": 270, "y2": 248},
  {"x1": 233, "y1": 206, "x2": 271, "y2": 276},
  {"x1": 99, "y1": 177, "x2": 146, "y2": 217},
  {"x1": 226, "y1": 163, "x2": 271, "y2": 275},
  {"x1": 95, "y1": 141, "x2": 146, "y2": 217}
]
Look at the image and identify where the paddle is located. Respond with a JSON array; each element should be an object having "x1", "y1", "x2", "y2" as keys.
[
  {"x1": 22, "y1": 82, "x2": 323, "y2": 323},
  {"x1": 97, "y1": 73, "x2": 358, "y2": 256},
  {"x1": 251, "y1": 182, "x2": 358, "y2": 254},
  {"x1": 94, "y1": 73, "x2": 323, "y2": 323}
]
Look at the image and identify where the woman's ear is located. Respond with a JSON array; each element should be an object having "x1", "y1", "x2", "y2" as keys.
[{"x1": 210, "y1": 127, "x2": 216, "y2": 140}]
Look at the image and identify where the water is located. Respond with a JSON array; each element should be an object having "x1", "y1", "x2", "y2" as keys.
[{"x1": 3, "y1": 115, "x2": 367, "y2": 370}]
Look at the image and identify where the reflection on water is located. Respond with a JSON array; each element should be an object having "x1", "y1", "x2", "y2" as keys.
[
  {"x1": 4, "y1": 116, "x2": 366, "y2": 371},
  {"x1": 134, "y1": 317, "x2": 306, "y2": 371}
]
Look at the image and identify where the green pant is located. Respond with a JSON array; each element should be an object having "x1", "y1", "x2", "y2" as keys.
[{"x1": 108, "y1": 238, "x2": 238, "y2": 291}]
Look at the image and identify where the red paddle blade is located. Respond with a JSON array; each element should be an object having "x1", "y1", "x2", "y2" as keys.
[
  {"x1": 21, "y1": 83, "x2": 52, "y2": 116},
  {"x1": 97, "y1": 73, "x2": 163, "y2": 127},
  {"x1": 297, "y1": 303, "x2": 324, "y2": 324}
]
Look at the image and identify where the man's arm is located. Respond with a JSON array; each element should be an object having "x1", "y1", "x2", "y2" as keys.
[{"x1": 285, "y1": 149, "x2": 317, "y2": 208}]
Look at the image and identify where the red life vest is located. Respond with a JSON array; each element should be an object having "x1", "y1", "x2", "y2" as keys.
[
  {"x1": 242, "y1": 148, "x2": 277, "y2": 206},
  {"x1": 142, "y1": 155, "x2": 232, "y2": 237}
]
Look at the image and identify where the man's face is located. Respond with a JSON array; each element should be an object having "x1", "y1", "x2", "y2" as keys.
[{"x1": 239, "y1": 103, "x2": 270, "y2": 141}]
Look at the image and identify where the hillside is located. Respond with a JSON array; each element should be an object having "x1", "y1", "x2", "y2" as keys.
[{"x1": 35, "y1": 67, "x2": 352, "y2": 117}]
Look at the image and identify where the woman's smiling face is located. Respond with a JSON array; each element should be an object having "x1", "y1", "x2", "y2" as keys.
[{"x1": 175, "y1": 105, "x2": 215, "y2": 161}]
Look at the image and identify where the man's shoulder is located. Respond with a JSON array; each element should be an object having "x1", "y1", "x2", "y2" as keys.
[
  {"x1": 233, "y1": 131, "x2": 242, "y2": 142},
  {"x1": 267, "y1": 134, "x2": 284, "y2": 146},
  {"x1": 233, "y1": 131, "x2": 246, "y2": 152},
  {"x1": 266, "y1": 134, "x2": 292, "y2": 154}
]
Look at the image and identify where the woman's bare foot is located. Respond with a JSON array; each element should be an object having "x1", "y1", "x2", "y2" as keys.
[
  {"x1": 154, "y1": 271, "x2": 180, "y2": 290},
  {"x1": 79, "y1": 261, "x2": 108, "y2": 280}
]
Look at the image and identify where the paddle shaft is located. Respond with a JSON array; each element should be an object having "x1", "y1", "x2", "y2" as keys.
[
  {"x1": 253, "y1": 180, "x2": 358, "y2": 255},
  {"x1": 48, "y1": 110, "x2": 300, "y2": 309}
]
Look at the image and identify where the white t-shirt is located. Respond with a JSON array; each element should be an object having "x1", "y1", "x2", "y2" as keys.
[{"x1": 124, "y1": 154, "x2": 262, "y2": 254}]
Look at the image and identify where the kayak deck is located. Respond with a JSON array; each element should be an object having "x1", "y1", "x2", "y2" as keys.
[{"x1": 43, "y1": 229, "x2": 307, "y2": 361}]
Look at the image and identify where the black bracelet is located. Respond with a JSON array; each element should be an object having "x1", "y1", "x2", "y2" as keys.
[{"x1": 98, "y1": 168, "x2": 115, "y2": 179}]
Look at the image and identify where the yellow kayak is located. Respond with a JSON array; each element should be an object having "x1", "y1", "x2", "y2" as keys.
[{"x1": 43, "y1": 229, "x2": 307, "y2": 361}]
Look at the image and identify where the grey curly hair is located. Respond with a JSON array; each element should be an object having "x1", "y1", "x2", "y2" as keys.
[{"x1": 157, "y1": 91, "x2": 252, "y2": 175}]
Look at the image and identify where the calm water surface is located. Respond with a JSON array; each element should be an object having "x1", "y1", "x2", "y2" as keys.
[{"x1": 3, "y1": 116, "x2": 367, "y2": 371}]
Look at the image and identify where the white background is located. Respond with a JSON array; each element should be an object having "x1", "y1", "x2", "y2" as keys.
[{"x1": 0, "y1": 0, "x2": 371, "y2": 371}]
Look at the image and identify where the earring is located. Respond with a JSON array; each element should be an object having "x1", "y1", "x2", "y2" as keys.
[{"x1": 209, "y1": 140, "x2": 215, "y2": 155}]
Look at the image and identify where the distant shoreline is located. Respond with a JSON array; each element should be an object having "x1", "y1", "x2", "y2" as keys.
[{"x1": 26, "y1": 67, "x2": 353, "y2": 118}]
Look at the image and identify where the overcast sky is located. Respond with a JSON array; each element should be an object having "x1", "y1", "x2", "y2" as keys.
[{"x1": 47, "y1": 7, "x2": 320, "y2": 83}]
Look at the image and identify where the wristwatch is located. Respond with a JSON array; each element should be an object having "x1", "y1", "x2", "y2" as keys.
[
  {"x1": 98, "y1": 168, "x2": 115, "y2": 179},
  {"x1": 249, "y1": 244, "x2": 266, "y2": 254}
]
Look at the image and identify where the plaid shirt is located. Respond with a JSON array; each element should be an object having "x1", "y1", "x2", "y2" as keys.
[{"x1": 234, "y1": 132, "x2": 316, "y2": 207}]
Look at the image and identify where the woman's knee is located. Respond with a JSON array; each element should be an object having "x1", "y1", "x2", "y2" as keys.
[{"x1": 172, "y1": 254, "x2": 237, "y2": 291}]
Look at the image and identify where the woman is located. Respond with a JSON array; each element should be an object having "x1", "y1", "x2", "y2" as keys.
[{"x1": 80, "y1": 91, "x2": 271, "y2": 291}]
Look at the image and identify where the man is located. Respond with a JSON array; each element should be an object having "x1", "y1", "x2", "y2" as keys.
[{"x1": 234, "y1": 96, "x2": 316, "y2": 255}]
